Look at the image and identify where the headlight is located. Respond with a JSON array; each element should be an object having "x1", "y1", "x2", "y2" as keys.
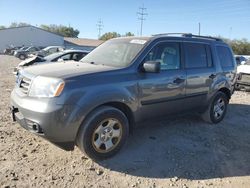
[{"x1": 29, "y1": 76, "x2": 65, "y2": 98}]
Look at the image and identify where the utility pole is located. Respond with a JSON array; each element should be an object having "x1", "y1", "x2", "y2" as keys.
[
  {"x1": 198, "y1": 22, "x2": 201, "y2": 36},
  {"x1": 96, "y1": 19, "x2": 104, "y2": 39},
  {"x1": 137, "y1": 4, "x2": 148, "y2": 36}
]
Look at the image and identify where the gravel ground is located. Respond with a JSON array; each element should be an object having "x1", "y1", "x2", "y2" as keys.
[{"x1": 0, "y1": 55, "x2": 250, "y2": 188}]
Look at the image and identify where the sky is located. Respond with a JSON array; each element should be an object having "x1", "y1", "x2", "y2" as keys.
[{"x1": 0, "y1": 0, "x2": 249, "y2": 40}]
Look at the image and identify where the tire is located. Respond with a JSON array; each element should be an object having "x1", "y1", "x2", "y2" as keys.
[
  {"x1": 19, "y1": 54, "x2": 26, "y2": 60},
  {"x1": 246, "y1": 87, "x2": 250, "y2": 92},
  {"x1": 234, "y1": 84, "x2": 240, "y2": 91},
  {"x1": 76, "y1": 106, "x2": 129, "y2": 160},
  {"x1": 201, "y1": 91, "x2": 228, "y2": 124}
]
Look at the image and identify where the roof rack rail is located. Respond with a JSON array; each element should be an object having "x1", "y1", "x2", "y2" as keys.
[
  {"x1": 182, "y1": 34, "x2": 223, "y2": 41},
  {"x1": 153, "y1": 33, "x2": 223, "y2": 41},
  {"x1": 153, "y1": 33, "x2": 192, "y2": 36}
]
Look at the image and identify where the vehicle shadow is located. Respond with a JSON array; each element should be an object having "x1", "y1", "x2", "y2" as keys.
[{"x1": 97, "y1": 103, "x2": 250, "y2": 180}]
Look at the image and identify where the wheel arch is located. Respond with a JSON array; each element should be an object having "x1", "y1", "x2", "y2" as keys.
[
  {"x1": 101, "y1": 101, "x2": 135, "y2": 133},
  {"x1": 218, "y1": 87, "x2": 231, "y2": 100}
]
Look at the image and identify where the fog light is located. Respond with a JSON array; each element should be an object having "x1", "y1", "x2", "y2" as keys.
[{"x1": 25, "y1": 119, "x2": 43, "y2": 133}]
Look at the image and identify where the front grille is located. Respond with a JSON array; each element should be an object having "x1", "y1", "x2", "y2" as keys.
[{"x1": 16, "y1": 73, "x2": 32, "y2": 95}]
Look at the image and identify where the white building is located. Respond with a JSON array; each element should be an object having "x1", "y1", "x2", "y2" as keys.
[{"x1": 0, "y1": 26, "x2": 64, "y2": 52}]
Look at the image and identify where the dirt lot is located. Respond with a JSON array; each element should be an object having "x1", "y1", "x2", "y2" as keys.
[{"x1": 0, "y1": 55, "x2": 250, "y2": 188}]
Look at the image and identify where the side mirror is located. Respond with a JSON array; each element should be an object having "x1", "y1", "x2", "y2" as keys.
[{"x1": 143, "y1": 61, "x2": 160, "y2": 73}]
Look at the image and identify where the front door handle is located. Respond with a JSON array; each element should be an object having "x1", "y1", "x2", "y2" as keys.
[{"x1": 173, "y1": 77, "x2": 185, "y2": 84}]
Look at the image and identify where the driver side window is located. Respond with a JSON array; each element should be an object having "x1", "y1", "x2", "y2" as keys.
[{"x1": 145, "y1": 42, "x2": 181, "y2": 70}]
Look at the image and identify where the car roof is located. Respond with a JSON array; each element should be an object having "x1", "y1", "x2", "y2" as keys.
[
  {"x1": 44, "y1": 49, "x2": 90, "y2": 61},
  {"x1": 42, "y1": 46, "x2": 64, "y2": 50},
  {"x1": 112, "y1": 34, "x2": 226, "y2": 45},
  {"x1": 63, "y1": 49, "x2": 90, "y2": 53}
]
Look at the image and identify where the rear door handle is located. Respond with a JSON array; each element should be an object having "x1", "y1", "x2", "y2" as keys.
[
  {"x1": 209, "y1": 74, "x2": 216, "y2": 79},
  {"x1": 173, "y1": 77, "x2": 185, "y2": 84}
]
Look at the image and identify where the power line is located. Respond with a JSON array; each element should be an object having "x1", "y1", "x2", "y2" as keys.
[
  {"x1": 137, "y1": 4, "x2": 148, "y2": 36},
  {"x1": 96, "y1": 19, "x2": 103, "y2": 39}
]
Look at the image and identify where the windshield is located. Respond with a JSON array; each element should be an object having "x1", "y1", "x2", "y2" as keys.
[
  {"x1": 44, "y1": 51, "x2": 64, "y2": 61},
  {"x1": 80, "y1": 38, "x2": 148, "y2": 67}
]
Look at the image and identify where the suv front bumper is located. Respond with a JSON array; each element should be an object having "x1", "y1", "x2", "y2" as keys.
[{"x1": 10, "y1": 90, "x2": 81, "y2": 151}]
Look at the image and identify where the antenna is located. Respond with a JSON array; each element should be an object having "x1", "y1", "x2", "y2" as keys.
[{"x1": 137, "y1": 4, "x2": 148, "y2": 36}]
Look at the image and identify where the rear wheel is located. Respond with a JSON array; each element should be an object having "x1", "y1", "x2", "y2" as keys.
[
  {"x1": 76, "y1": 106, "x2": 129, "y2": 160},
  {"x1": 202, "y1": 91, "x2": 228, "y2": 124}
]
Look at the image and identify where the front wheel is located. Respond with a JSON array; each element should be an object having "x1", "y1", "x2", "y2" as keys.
[
  {"x1": 76, "y1": 106, "x2": 129, "y2": 160},
  {"x1": 202, "y1": 91, "x2": 228, "y2": 124}
]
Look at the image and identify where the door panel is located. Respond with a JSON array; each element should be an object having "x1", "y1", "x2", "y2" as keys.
[
  {"x1": 184, "y1": 43, "x2": 216, "y2": 109},
  {"x1": 137, "y1": 41, "x2": 187, "y2": 120},
  {"x1": 138, "y1": 70, "x2": 186, "y2": 120}
]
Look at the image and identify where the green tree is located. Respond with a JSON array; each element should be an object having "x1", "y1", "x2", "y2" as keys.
[
  {"x1": 124, "y1": 32, "x2": 134, "y2": 37},
  {"x1": 217, "y1": 36, "x2": 250, "y2": 55},
  {"x1": 9, "y1": 22, "x2": 30, "y2": 28},
  {"x1": 0, "y1": 25, "x2": 6, "y2": 29},
  {"x1": 40, "y1": 24, "x2": 80, "y2": 37},
  {"x1": 99, "y1": 32, "x2": 121, "y2": 41}
]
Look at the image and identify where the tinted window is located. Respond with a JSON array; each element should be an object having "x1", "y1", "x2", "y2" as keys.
[
  {"x1": 144, "y1": 42, "x2": 180, "y2": 70},
  {"x1": 216, "y1": 46, "x2": 234, "y2": 67},
  {"x1": 72, "y1": 53, "x2": 87, "y2": 61},
  {"x1": 185, "y1": 43, "x2": 211, "y2": 68},
  {"x1": 58, "y1": 53, "x2": 71, "y2": 61}
]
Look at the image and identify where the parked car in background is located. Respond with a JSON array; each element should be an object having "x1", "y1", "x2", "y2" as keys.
[
  {"x1": 14, "y1": 46, "x2": 41, "y2": 60},
  {"x1": 3, "y1": 45, "x2": 22, "y2": 55},
  {"x1": 235, "y1": 55, "x2": 248, "y2": 65},
  {"x1": 10, "y1": 34, "x2": 237, "y2": 160},
  {"x1": 236, "y1": 59, "x2": 250, "y2": 91},
  {"x1": 13, "y1": 49, "x2": 89, "y2": 74},
  {"x1": 35, "y1": 46, "x2": 65, "y2": 57}
]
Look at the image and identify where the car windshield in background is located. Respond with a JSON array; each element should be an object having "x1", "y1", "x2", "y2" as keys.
[
  {"x1": 44, "y1": 51, "x2": 64, "y2": 61},
  {"x1": 80, "y1": 38, "x2": 149, "y2": 67}
]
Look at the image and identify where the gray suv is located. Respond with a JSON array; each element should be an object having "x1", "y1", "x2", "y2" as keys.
[{"x1": 10, "y1": 34, "x2": 237, "y2": 160}]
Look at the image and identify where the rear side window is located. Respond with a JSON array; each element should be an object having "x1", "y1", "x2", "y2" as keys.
[
  {"x1": 216, "y1": 46, "x2": 234, "y2": 67},
  {"x1": 184, "y1": 43, "x2": 212, "y2": 68}
]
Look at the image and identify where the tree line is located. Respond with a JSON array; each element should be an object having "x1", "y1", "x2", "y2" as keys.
[
  {"x1": 0, "y1": 22, "x2": 79, "y2": 38},
  {"x1": 222, "y1": 38, "x2": 250, "y2": 55},
  {"x1": 1, "y1": 22, "x2": 249, "y2": 55}
]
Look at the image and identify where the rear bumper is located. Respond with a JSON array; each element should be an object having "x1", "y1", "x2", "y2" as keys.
[
  {"x1": 236, "y1": 73, "x2": 250, "y2": 87},
  {"x1": 10, "y1": 90, "x2": 81, "y2": 151}
]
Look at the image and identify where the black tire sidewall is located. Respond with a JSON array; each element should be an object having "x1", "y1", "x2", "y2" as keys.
[
  {"x1": 209, "y1": 92, "x2": 228, "y2": 123},
  {"x1": 77, "y1": 106, "x2": 129, "y2": 160}
]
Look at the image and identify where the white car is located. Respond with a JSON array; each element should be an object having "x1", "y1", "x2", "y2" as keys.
[
  {"x1": 236, "y1": 60, "x2": 250, "y2": 91},
  {"x1": 35, "y1": 46, "x2": 65, "y2": 57}
]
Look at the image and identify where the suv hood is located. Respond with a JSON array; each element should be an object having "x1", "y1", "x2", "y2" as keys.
[{"x1": 21, "y1": 61, "x2": 118, "y2": 79}]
